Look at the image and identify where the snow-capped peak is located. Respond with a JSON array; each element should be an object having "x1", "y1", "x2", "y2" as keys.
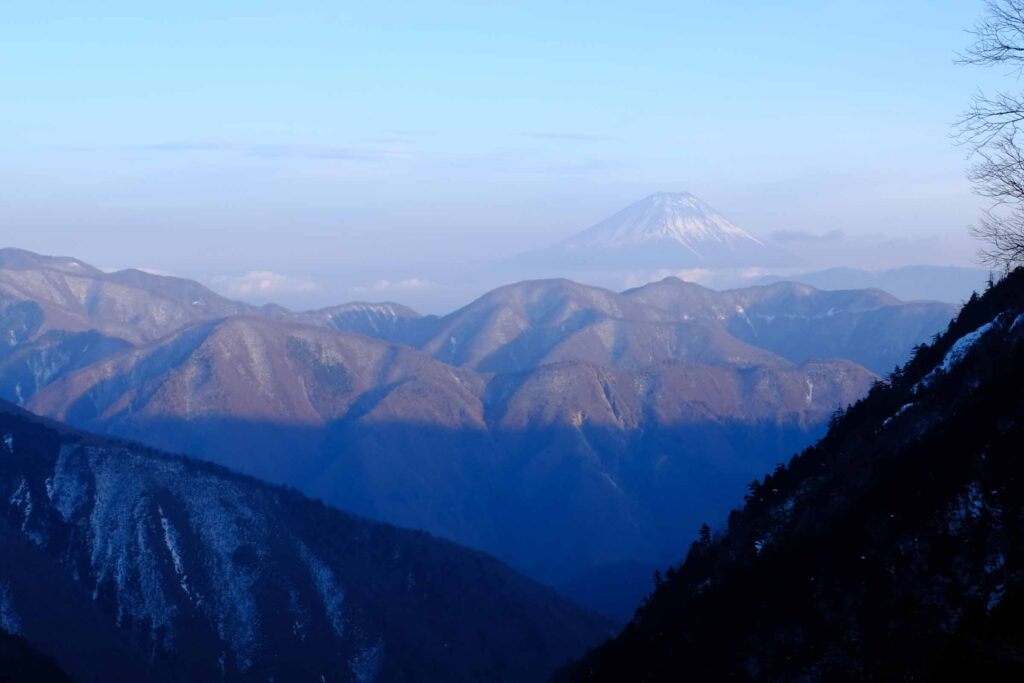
[{"x1": 566, "y1": 192, "x2": 762, "y2": 255}]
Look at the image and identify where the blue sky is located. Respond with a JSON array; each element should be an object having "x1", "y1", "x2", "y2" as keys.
[{"x1": 0, "y1": 1, "x2": 1004, "y2": 309}]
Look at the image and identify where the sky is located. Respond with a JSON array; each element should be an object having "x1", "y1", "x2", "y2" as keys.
[{"x1": 0, "y1": 1, "x2": 1007, "y2": 311}]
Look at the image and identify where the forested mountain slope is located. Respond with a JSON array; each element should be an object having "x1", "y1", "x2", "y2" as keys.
[
  {"x1": 559, "y1": 268, "x2": 1024, "y2": 681},
  {"x1": 0, "y1": 403, "x2": 610, "y2": 683}
]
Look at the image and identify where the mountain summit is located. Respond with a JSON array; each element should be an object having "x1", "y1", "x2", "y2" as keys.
[
  {"x1": 568, "y1": 192, "x2": 761, "y2": 252},
  {"x1": 519, "y1": 192, "x2": 794, "y2": 270}
]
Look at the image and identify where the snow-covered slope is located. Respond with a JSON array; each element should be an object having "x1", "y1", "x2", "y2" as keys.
[
  {"x1": 0, "y1": 402, "x2": 611, "y2": 682},
  {"x1": 312, "y1": 301, "x2": 424, "y2": 342},
  {"x1": 518, "y1": 192, "x2": 795, "y2": 269},
  {"x1": 569, "y1": 192, "x2": 761, "y2": 252}
]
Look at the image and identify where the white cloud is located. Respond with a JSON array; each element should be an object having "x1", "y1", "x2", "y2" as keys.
[
  {"x1": 214, "y1": 271, "x2": 318, "y2": 296},
  {"x1": 770, "y1": 229, "x2": 845, "y2": 244},
  {"x1": 354, "y1": 277, "x2": 439, "y2": 293}
]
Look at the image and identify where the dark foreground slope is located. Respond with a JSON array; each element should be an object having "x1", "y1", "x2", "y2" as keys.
[
  {"x1": 558, "y1": 269, "x2": 1024, "y2": 681},
  {"x1": 0, "y1": 404, "x2": 610, "y2": 683},
  {"x1": 0, "y1": 630, "x2": 71, "y2": 683}
]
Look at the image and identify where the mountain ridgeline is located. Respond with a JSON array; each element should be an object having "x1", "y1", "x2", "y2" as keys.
[
  {"x1": 557, "y1": 268, "x2": 1024, "y2": 681},
  {"x1": 0, "y1": 403, "x2": 611, "y2": 682},
  {"x1": 0, "y1": 248, "x2": 956, "y2": 612}
]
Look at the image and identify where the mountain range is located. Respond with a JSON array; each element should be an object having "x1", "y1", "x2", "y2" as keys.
[
  {"x1": 0, "y1": 248, "x2": 956, "y2": 617},
  {"x1": 753, "y1": 265, "x2": 992, "y2": 305},
  {"x1": 558, "y1": 268, "x2": 1024, "y2": 681}
]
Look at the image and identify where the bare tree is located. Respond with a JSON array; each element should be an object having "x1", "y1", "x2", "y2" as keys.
[{"x1": 959, "y1": 0, "x2": 1024, "y2": 268}]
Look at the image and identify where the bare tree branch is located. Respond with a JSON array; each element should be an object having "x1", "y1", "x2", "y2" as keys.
[
  {"x1": 956, "y1": 90, "x2": 1024, "y2": 148},
  {"x1": 971, "y1": 206, "x2": 1024, "y2": 267},
  {"x1": 959, "y1": 0, "x2": 1024, "y2": 69},
  {"x1": 959, "y1": 1, "x2": 1024, "y2": 267}
]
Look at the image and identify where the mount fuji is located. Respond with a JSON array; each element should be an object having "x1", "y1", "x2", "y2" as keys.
[{"x1": 518, "y1": 192, "x2": 795, "y2": 270}]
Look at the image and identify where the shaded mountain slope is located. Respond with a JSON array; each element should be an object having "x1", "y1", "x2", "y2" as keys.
[
  {"x1": 479, "y1": 358, "x2": 873, "y2": 581},
  {"x1": 26, "y1": 313, "x2": 873, "y2": 584},
  {"x1": 0, "y1": 402, "x2": 611, "y2": 682},
  {"x1": 29, "y1": 315, "x2": 486, "y2": 489},
  {"x1": 0, "y1": 630, "x2": 72, "y2": 683},
  {"x1": 558, "y1": 269, "x2": 1024, "y2": 681}
]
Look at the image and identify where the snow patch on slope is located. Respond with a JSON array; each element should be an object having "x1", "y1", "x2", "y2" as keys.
[
  {"x1": 0, "y1": 581, "x2": 21, "y2": 635},
  {"x1": 350, "y1": 641, "x2": 384, "y2": 683},
  {"x1": 916, "y1": 319, "x2": 998, "y2": 390},
  {"x1": 298, "y1": 541, "x2": 347, "y2": 638}
]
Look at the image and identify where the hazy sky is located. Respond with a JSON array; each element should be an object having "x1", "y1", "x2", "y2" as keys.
[{"x1": 0, "y1": 1, "x2": 1004, "y2": 310}]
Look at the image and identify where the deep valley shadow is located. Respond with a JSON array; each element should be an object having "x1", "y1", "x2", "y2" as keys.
[{"x1": 62, "y1": 413, "x2": 831, "y2": 618}]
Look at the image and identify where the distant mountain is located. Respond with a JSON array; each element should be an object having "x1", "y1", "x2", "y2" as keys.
[
  {"x1": 516, "y1": 192, "x2": 795, "y2": 270},
  {"x1": 624, "y1": 278, "x2": 958, "y2": 375},
  {"x1": 0, "y1": 402, "x2": 610, "y2": 682},
  {"x1": 404, "y1": 277, "x2": 954, "y2": 376},
  {"x1": 557, "y1": 271, "x2": 1024, "y2": 681},
  {"x1": 0, "y1": 248, "x2": 256, "y2": 345},
  {"x1": 406, "y1": 278, "x2": 781, "y2": 373},
  {"x1": 754, "y1": 265, "x2": 991, "y2": 304}
]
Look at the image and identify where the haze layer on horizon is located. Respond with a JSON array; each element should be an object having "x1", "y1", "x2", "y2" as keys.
[{"x1": 0, "y1": 1, "x2": 999, "y2": 311}]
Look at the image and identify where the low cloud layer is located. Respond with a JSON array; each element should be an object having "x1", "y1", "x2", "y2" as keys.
[
  {"x1": 354, "y1": 277, "x2": 439, "y2": 293},
  {"x1": 770, "y1": 229, "x2": 845, "y2": 243},
  {"x1": 214, "y1": 271, "x2": 318, "y2": 296},
  {"x1": 138, "y1": 141, "x2": 410, "y2": 162}
]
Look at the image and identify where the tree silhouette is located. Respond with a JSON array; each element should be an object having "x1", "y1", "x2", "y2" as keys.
[{"x1": 959, "y1": 0, "x2": 1024, "y2": 267}]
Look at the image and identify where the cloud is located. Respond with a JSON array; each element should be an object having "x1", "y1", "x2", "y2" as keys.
[
  {"x1": 770, "y1": 229, "x2": 845, "y2": 243},
  {"x1": 246, "y1": 144, "x2": 410, "y2": 161},
  {"x1": 140, "y1": 142, "x2": 235, "y2": 152},
  {"x1": 515, "y1": 132, "x2": 616, "y2": 142},
  {"x1": 450, "y1": 152, "x2": 625, "y2": 175},
  {"x1": 136, "y1": 141, "x2": 410, "y2": 161},
  {"x1": 214, "y1": 271, "x2": 318, "y2": 296},
  {"x1": 354, "y1": 277, "x2": 439, "y2": 293}
]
